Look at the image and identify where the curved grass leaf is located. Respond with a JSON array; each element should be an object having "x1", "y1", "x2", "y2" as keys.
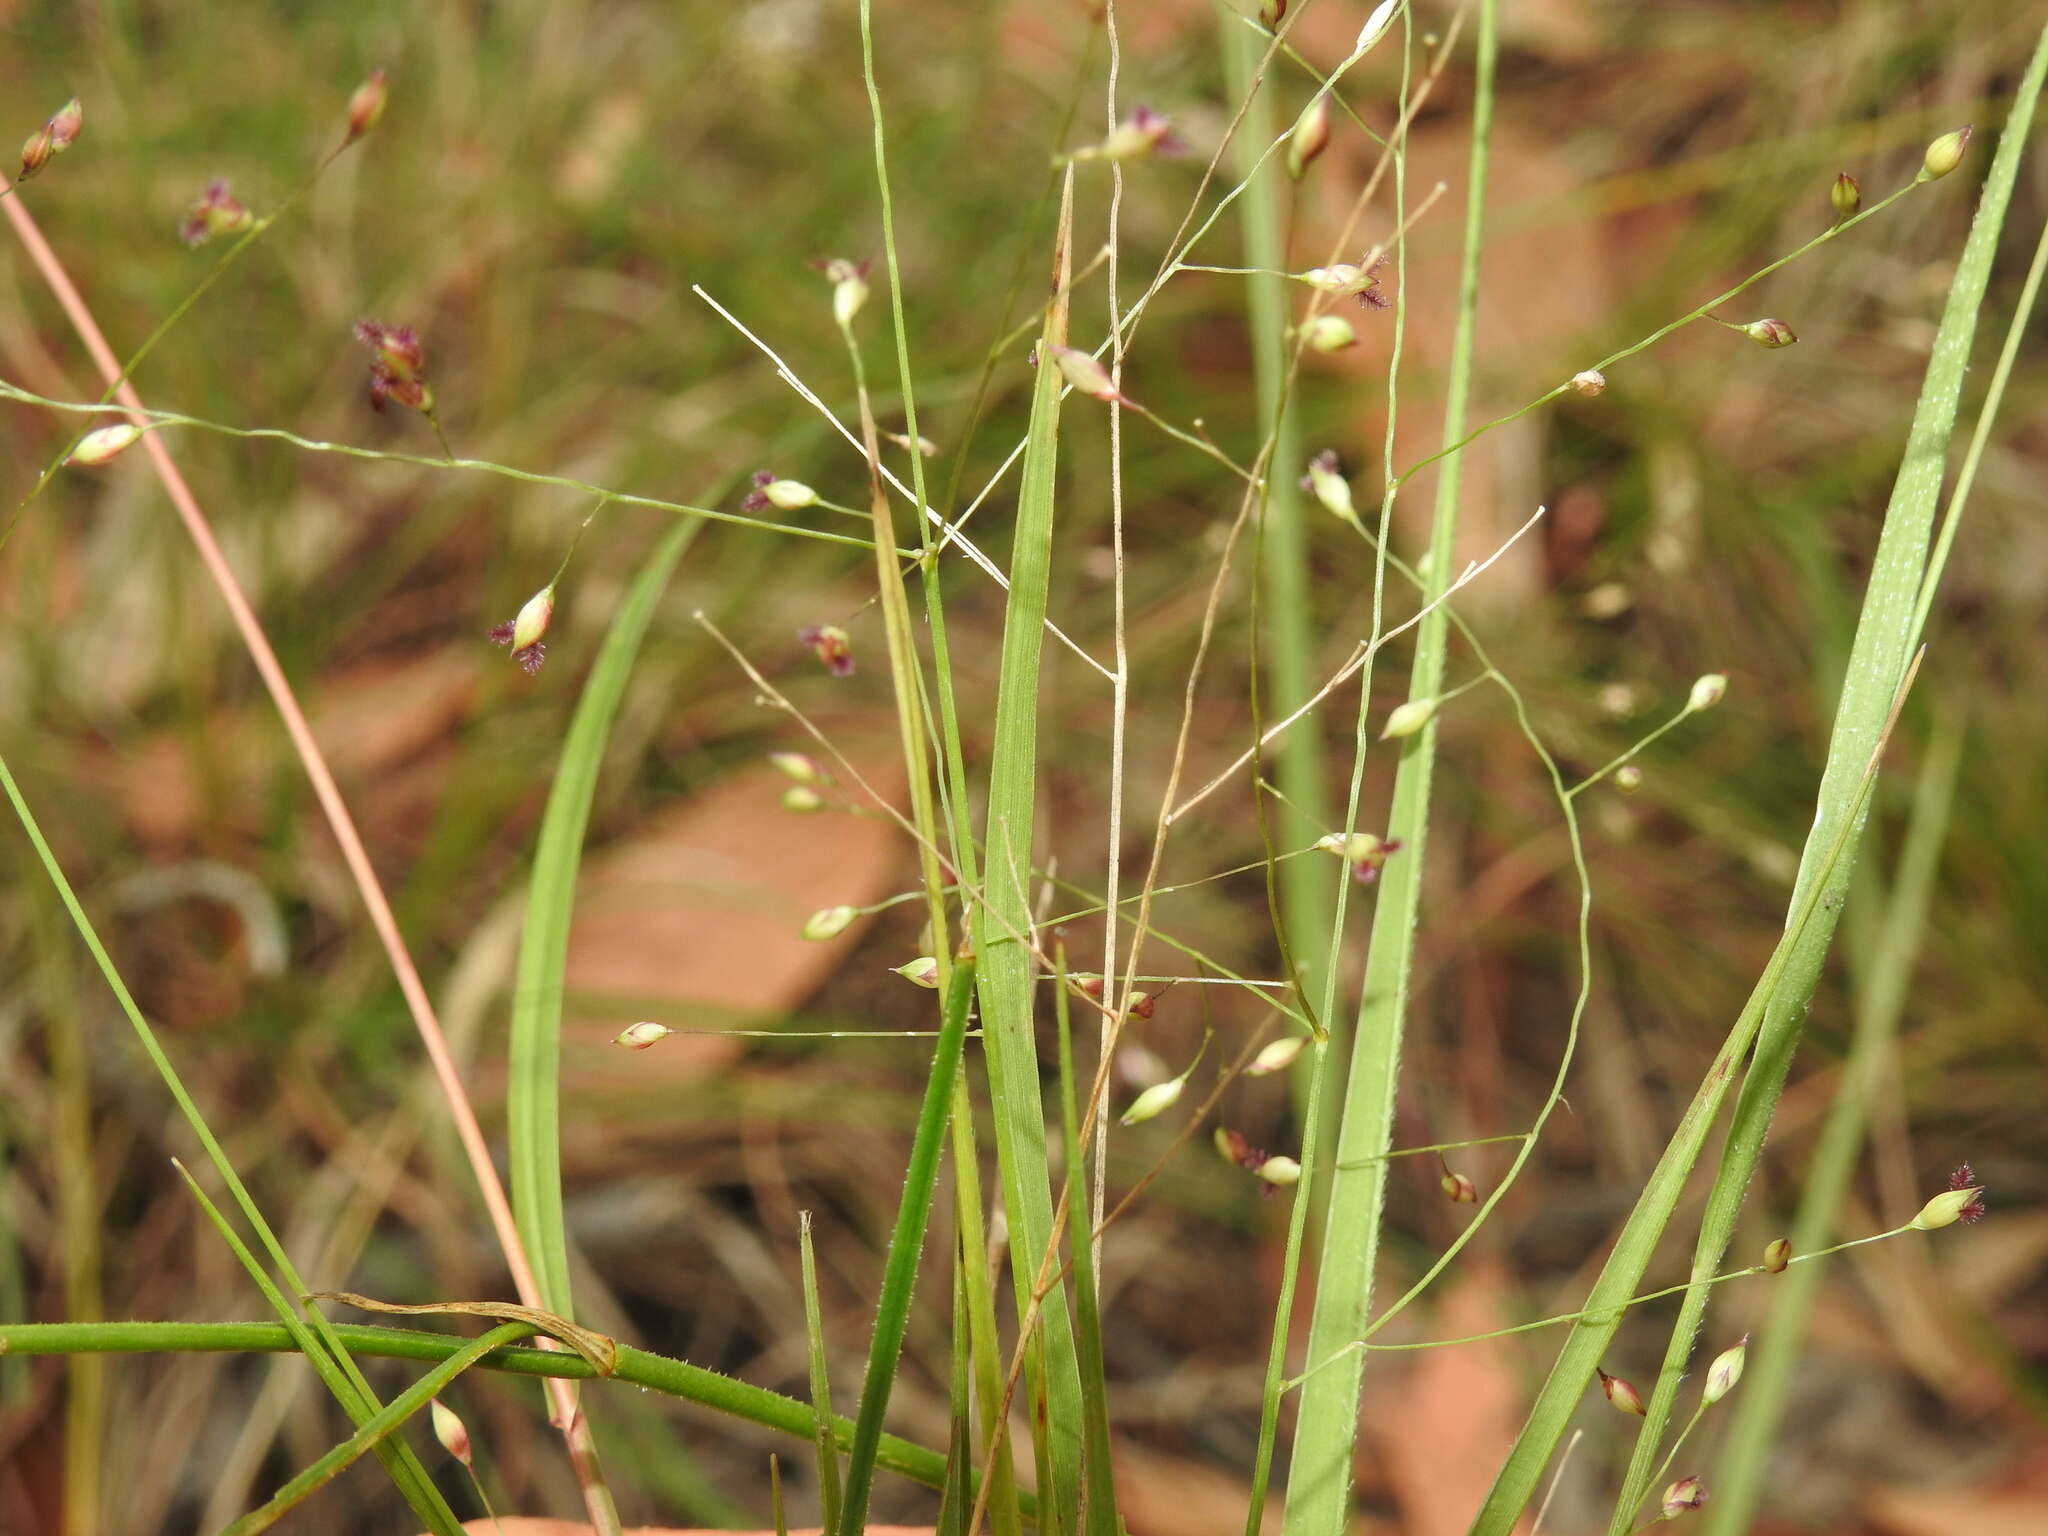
[{"x1": 509, "y1": 517, "x2": 701, "y2": 1317}]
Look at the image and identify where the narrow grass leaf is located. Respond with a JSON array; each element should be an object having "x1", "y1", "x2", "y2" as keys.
[
  {"x1": 836, "y1": 954, "x2": 980, "y2": 1536},
  {"x1": 509, "y1": 517, "x2": 701, "y2": 1317},
  {"x1": 1285, "y1": 8, "x2": 1496, "y2": 1533},
  {"x1": 0, "y1": 756, "x2": 462, "y2": 1536},
  {"x1": 971, "y1": 163, "x2": 1089, "y2": 1526},
  {"x1": 216, "y1": 1321, "x2": 535, "y2": 1536},
  {"x1": 1603, "y1": 37, "x2": 2047, "y2": 1528}
]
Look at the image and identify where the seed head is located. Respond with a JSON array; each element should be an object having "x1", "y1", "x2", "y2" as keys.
[
  {"x1": 1380, "y1": 696, "x2": 1438, "y2": 740},
  {"x1": 1912, "y1": 1164, "x2": 1987, "y2": 1229},
  {"x1": 1702, "y1": 1334, "x2": 1748, "y2": 1405},
  {"x1": 1247, "y1": 1037, "x2": 1305, "y2": 1076},
  {"x1": 1315, "y1": 830, "x2": 1402, "y2": 884},
  {"x1": 1917, "y1": 125, "x2": 1972, "y2": 183},
  {"x1": 801, "y1": 905, "x2": 857, "y2": 940},
  {"x1": 489, "y1": 585, "x2": 555, "y2": 675},
  {"x1": 1353, "y1": 0, "x2": 1401, "y2": 59},
  {"x1": 1614, "y1": 763, "x2": 1644, "y2": 794},
  {"x1": 1687, "y1": 673, "x2": 1727, "y2": 712},
  {"x1": 744, "y1": 470, "x2": 819, "y2": 512},
  {"x1": 1739, "y1": 318, "x2": 1798, "y2": 348},
  {"x1": 810, "y1": 257, "x2": 871, "y2": 328},
  {"x1": 613, "y1": 1021, "x2": 674, "y2": 1050},
  {"x1": 178, "y1": 179, "x2": 255, "y2": 247},
  {"x1": 430, "y1": 1398, "x2": 473, "y2": 1466},
  {"x1": 769, "y1": 751, "x2": 823, "y2": 784},
  {"x1": 18, "y1": 97, "x2": 83, "y2": 182},
  {"x1": 1762, "y1": 1237, "x2": 1792, "y2": 1273},
  {"x1": 1258, "y1": 0, "x2": 1287, "y2": 30},
  {"x1": 1661, "y1": 1476, "x2": 1708, "y2": 1519},
  {"x1": 355, "y1": 320, "x2": 435, "y2": 413},
  {"x1": 1570, "y1": 368, "x2": 1607, "y2": 397},
  {"x1": 885, "y1": 430, "x2": 939, "y2": 457},
  {"x1": 1286, "y1": 95, "x2": 1331, "y2": 181},
  {"x1": 66, "y1": 423, "x2": 144, "y2": 467},
  {"x1": 1119, "y1": 1077, "x2": 1185, "y2": 1127},
  {"x1": 1599, "y1": 1368, "x2": 1647, "y2": 1416},
  {"x1": 781, "y1": 785, "x2": 825, "y2": 813},
  {"x1": 1256, "y1": 1155, "x2": 1302, "y2": 1187},
  {"x1": 1302, "y1": 449, "x2": 1356, "y2": 522},
  {"x1": 892, "y1": 956, "x2": 941, "y2": 988},
  {"x1": 1831, "y1": 172, "x2": 1861, "y2": 223},
  {"x1": 797, "y1": 624, "x2": 855, "y2": 678},
  {"x1": 1050, "y1": 345, "x2": 1125, "y2": 404},
  {"x1": 1080, "y1": 104, "x2": 1185, "y2": 162},
  {"x1": 1298, "y1": 314, "x2": 1357, "y2": 353},
  {"x1": 1440, "y1": 1170, "x2": 1478, "y2": 1203},
  {"x1": 345, "y1": 70, "x2": 389, "y2": 144},
  {"x1": 1214, "y1": 1125, "x2": 1252, "y2": 1165}
]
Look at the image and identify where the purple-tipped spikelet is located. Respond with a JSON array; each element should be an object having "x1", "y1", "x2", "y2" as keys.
[
  {"x1": 798, "y1": 624, "x2": 855, "y2": 678},
  {"x1": 355, "y1": 320, "x2": 436, "y2": 413},
  {"x1": 18, "y1": 96, "x2": 83, "y2": 181},
  {"x1": 179, "y1": 180, "x2": 254, "y2": 247}
]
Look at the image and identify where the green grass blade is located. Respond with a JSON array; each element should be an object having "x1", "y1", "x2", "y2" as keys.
[
  {"x1": 1284, "y1": 7, "x2": 1497, "y2": 1532},
  {"x1": 1703, "y1": 709, "x2": 1962, "y2": 1533},
  {"x1": 171, "y1": 1163, "x2": 467, "y2": 1536},
  {"x1": 971, "y1": 165, "x2": 1088, "y2": 1527},
  {"x1": 1466, "y1": 672, "x2": 1906, "y2": 1534},
  {"x1": 836, "y1": 954, "x2": 981, "y2": 1536},
  {"x1": 1599, "y1": 41, "x2": 2048, "y2": 1530},
  {"x1": 0, "y1": 754, "x2": 463, "y2": 1536},
  {"x1": 801, "y1": 1211, "x2": 846, "y2": 1534},
  {"x1": 215, "y1": 1321, "x2": 535, "y2": 1536},
  {"x1": 508, "y1": 517, "x2": 701, "y2": 1317}
]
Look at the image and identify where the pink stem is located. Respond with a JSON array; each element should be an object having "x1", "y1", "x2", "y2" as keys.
[{"x1": 4, "y1": 193, "x2": 620, "y2": 1536}]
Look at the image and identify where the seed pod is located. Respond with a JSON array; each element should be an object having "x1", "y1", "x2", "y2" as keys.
[
  {"x1": 892, "y1": 956, "x2": 941, "y2": 988},
  {"x1": 1570, "y1": 368, "x2": 1607, "y2": 397},
  {"x1": 1440, "y1": 1171, "x2": 1478, "y2": 1203},
  {"x1": 18, "y1": 97, "x2": 83, "y2": 182},
  {"x1": 1381, "y1": 697, "x2": 1438, "y2": 740},
  {"x1": 1912, "y1": 1183, "x2": 1985, "y2": 1230},
  {"x1": 1302, "y1": 450, "x2": 1356, "y2": 522},
  {"x1": 1661, "y1": 1476, "x2": 1708, "y2": 1518},
  {"x1": 781, "y1": 786, "x2": 825, "y2": 813},
  {"x1": 1599, "y1": 1368, "x2": 1647, "y2": 1416},
  {"x1": 1286, "y1": 95, "x2": 1331, "y2": 181},
  {"x1": 1687, "y1": 674, "x2": 1727, "y2": 712},
  {"x1": 1830, "y1": 172, "x2": 1861, "y2": 223},
  {"x1": 1762, "y1": 1237, "x2": 1792, "y2": 1273},
  {"x1": 1119, "y1": 1077, "x2": 1185, "y2": 1127},
  {"x1": 1256, "y1": 1155, "x2": 1302, "y2": 1187},
  {"x1": 345, "y1": 70, "x2": 388, "y2": 144},
  {"x1": 1051, "y1": 345, "x2": 1122, "y2": 403},
  {"x1": 801, "y1": 905, "x2": 857, "y2": 940},
  {"x1": 1614, "y1": 764, "x2": 1644, "y2": 794},
  {"x1": 1917, "y1": 125, "x2": 1972, "y2": 183},
  {"x1": 1740, "y1": 318, "x2": 1798, "y2": 348},
  {"x1": 1247, "y1": 1037, "x2": 1305, "y2": 1076},
  {"x1": 1298, "y1": 314, "x2": 1357, "y2": 353},
  {"x1": 770, "y1": 752, "x2": 823, "y2": 784},
  {"x1": 430, "y1": 1398, "x2": 473, "y2": 1467},
  {"x1": 1702, "y1": 1334, "x2": 1748, "y2": 1404},
  {"x1": 1353, "y1": 0, "x2": 1400, "y2": 58},
  {"x1": 66, "y1": 424, "x2": 144, "y2": 467},
  {"x1": 613, "y1": 1021, "x2": 674, "y2": 1050}
]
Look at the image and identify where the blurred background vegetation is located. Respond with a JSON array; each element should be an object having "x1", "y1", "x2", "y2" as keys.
[{"x1": 1, "y1": 0, "x2": 2042, "y2": 1532}]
